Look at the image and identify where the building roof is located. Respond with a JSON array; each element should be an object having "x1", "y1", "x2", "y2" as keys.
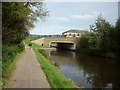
[{"x1": 62, "y1": 29, "x2": 84, "y2": 34}]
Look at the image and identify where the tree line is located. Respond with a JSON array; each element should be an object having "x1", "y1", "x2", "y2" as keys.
[{"x1": 77, "y1": 15, "x2": 120, "y2": 59}]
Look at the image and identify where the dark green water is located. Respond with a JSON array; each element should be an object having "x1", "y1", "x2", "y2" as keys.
[{"x1": 45, "y1": 49, "x2": 120, "y2": 88}]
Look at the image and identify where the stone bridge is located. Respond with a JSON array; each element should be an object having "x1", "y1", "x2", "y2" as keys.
[{"x1": 32, "y1": 37, "x2": 79, "y2": 50}]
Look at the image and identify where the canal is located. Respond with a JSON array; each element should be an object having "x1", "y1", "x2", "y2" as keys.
[{"x1": 45, "y1": 49, "x2": 120, "y2": 88}]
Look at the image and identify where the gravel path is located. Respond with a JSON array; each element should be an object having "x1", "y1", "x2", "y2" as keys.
[{"x1": 4, "y1": 44, "x2": 51, "y2": 88}]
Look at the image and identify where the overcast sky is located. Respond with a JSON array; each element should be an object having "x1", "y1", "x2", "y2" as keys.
[{"x1": 30, "y1": 2, "x2": 118, "y2": 35}]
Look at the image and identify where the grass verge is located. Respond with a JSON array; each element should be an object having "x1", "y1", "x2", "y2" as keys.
[
  {"x1": 2, "y1": 43, "x2": 24, "y2": 87},
  {"x1": 25, "y1": 38, "x2": 81, "y2": 88}
]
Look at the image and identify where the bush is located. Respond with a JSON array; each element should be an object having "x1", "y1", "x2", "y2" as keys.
[
  {"x1": 2, "y1": 43, "x2": 24, "y2": 62},
  {"x1": 38, "y1": 49, "x2": 48, "y2": 59},
  {"x1": 77, "y1": 35, "x2": 90, "y2": 52},
  {"x1": 79, "y1": 36, "x2": 89, "y2": 49},
  {"x1": 2, "y1": 43, "x2": 24, "y2": 86}
]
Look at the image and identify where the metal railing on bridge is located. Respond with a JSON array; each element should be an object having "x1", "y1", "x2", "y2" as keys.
[{"x1": 31, "y1": 34, "x2": 66, "y2": 38}]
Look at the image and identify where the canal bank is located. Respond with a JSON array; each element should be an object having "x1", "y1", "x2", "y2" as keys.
[
  {"x1": 44, "y1": 49, "x2": 120, "y2": 88},
  {"x1": 25, "y1": 38, "x2": 80, "y2": 88},
  {"x1": 25, "y1": 38, "x2": 120, "y2": 88},
  {"x1": 75, "y1": 49, "x2": 119, "y2": 60}
]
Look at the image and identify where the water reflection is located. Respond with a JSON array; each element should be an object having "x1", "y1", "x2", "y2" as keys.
[
  {"x1": 45, "y1": 49, "x2": 120, "y2": 88},
  {"x1": 75, "y1": 53, "x2": 120, "y2": 88}
]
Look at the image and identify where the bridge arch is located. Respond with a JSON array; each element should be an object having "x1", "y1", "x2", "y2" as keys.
[{"x1": 49, "y1": 41, "x2": 76, "y2": 51}]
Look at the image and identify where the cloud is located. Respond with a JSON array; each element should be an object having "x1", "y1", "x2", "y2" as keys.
[
  {"x1": 55, "y1": 17, "x2": 70, "y2": 22},
  {"x1": 70, "y1": 11, "x2": 105, "y2": 20},
  {"x1": 50, "y1": 11, "x2": 105, "y2": 23},
  {"x1": 44, "y1": 0, "x2": 119, "y2": 2},
  {"x1": 70, "y1": 14, "x2": 94, "y2": 19},
  {"x1": 53, "y1": 11, "x2": 105, "y2": 22}
]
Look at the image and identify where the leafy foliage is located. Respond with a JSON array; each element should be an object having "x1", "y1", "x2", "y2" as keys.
[
  {"x1": 115, "y1": 19, "x2": 120, "y2": 53},
  {"x1": 77, "y1": 15, "x2": 120, "y2": 58},
  {"x1": 77, "y1": 35, "x2": 89, "y2": 49},
  {"x1": 90, "y1": 15, "x2": 113, "y2": 52},
  {"x1": 38, "y1": 49, "x2": 48, "y2": 59},
  {"x1": 2, "y1": 43, "x2": 24, "y2": 86},
  {"x1": 2, "y1": 2, "x2": 49, "y2": 44}
]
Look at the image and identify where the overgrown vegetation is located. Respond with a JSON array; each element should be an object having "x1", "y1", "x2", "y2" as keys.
[
  {"x1": 25, "y1": 38, "x2": 80, "y2": 88},
  {"x1": 38, "y1": 49, "x2": 48, "y2": 59},
  {"x1": 77, "y1": 15, "x2": 120, "y2": 59},
  {"x1": 2, "y1": 43, "x2": 24, "y2": 86},
  {"x1": 2, "y1": 2, "x2": 48, "y2": 87}
]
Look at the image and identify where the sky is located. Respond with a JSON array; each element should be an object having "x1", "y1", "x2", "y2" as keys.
[{"x1": 30, "y1": 2, "x2": 118, "y2": 35}]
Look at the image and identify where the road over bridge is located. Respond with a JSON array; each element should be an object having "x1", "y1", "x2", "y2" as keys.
[{"x1": 32, "y1": 37, "x2": 79, "y2": 50}]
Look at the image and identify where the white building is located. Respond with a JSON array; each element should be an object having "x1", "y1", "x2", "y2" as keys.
[{"x1": 62, "y1": 29, "x2": 85, "y2": 38}]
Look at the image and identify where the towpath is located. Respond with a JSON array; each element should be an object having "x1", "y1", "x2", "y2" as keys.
[{"x1": 4, "y1": 44, "x2": 50, "y2": 88}]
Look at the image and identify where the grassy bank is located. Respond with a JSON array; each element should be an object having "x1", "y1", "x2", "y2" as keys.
[
  {"x1": 76, "y1": 48, "x2": 118, "y2": 59},
  {"x1": 2, "y1": 43, "x2": 24, "y2": 86},
  {"x1": 25, "y1": 38, "x2": 80, "y2": 88}
]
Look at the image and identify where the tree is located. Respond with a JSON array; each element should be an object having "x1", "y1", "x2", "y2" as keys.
[
  {"x1": 90, "y1": 15, "x2": 113, "y2": 52},
  {"x1": 2, "y1": 2, "x2": 49, "y2": 44},
  {"x1": 115, "y1": 19, "x2": 120, "y2": 53},
  {"x1": 78, "y1": 35, "x2": 89, "y2": 49},
  {"x1": 77, "y1": 31, "x2": 92, "y2": 50}
]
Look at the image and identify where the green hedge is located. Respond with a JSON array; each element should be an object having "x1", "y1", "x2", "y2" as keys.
[{"x1": 2, "y1": 43, "x2": 24, "y2": 86}]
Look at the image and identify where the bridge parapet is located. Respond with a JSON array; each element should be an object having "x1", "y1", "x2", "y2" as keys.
[{"x1": 32, "y1": 37, "x2": 79, "y2": 50}]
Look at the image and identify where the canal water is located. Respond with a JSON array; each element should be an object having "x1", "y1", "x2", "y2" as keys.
[{"x1": 45, "y1": 49, "x2": 120, "y2": 88}]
